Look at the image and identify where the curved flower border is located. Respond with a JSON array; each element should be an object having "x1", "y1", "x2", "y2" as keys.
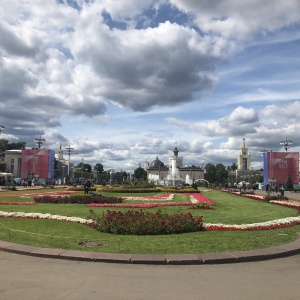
[
  {"x1": 88, "y1": 202, "x2": 193, "y2": 208},
  {"x1": 203, "y1": 216, "x2": 300, "y2": 231},
  {"x1": 0, "y1": 211, "x2": 94, "y2": 226},
  {"x1": 1, "y1": 211, "x2": 299, "y2": 231},
  {"x1": 122, "y1": 193, "x2": 174, "y2": 201},
  {"x1": 0, "y1": 202, "x2": 37, "y2": 205}
]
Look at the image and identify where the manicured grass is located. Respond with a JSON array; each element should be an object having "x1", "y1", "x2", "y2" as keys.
[{"x1": 0, "y1": 188, "x2": 299, "y2": 254}]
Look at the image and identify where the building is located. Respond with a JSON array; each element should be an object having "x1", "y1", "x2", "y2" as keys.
[
  {"x1": 147, "y1": 146, "x2": 204, "y2": 185},
  {"x1": 228, "y1": 138, "x2": 262, "y2": 185},
  {"x1": 263, "y1": 151, "x2": 299, "y2": 186},
  {"x1": 237, "y1": 138, "x2": 251, "y2": 170},
  {"x1": 4, "y1": 150, "x2": 22, "y2": 178}
]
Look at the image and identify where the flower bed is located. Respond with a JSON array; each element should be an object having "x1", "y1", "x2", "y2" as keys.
[
  {"x1": 88, "y1": 202, "x2": 192, "y2": 208},
  {"x1": 189, "y1": 193, "x2": 215, "y2": 206},
  {"x1": 270, "y1": 200, "x2": 300, "y2": 209},
  {"x1": 0, "y1": 202, "x2": 37, "y2": 205},
  {"x1": 203, "y1": 216, "x2": 300, "y2": 231},
  {"x1": 0, "y1": 191, "x2": 78, "y2": 198},
  {"x1": 89, "y1": 209, "x2": 203, "y2": 235},
  {"x1": 0, "y1": 211, "x2": 94, "y2": 226},
  {"x1": 88, "y1": 193, "x2": 214, "y2": 208},
  {"x1": 1, "y1": 211, "x2": 299, "y2": 233},
  {"x1": 34, "y1": 194, "x2": 123, "y2": 204},
  {"x1": 122, "y1": 193, "x2": 174, "y2": 201}
]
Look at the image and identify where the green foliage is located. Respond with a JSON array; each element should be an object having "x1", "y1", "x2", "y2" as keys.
[
  {"x1": 134, "y1": 167, "x2": 147, "y2": 180},
  {"x1": 94, "y1": 163, "x2": 104, "y2": 173},
  {"x1": 90, "y1": 209, "x2": 203, "y2": 235},
  {"x1": 0, "y1": 139, "x2": 26, "y2": 152},
  {"x1": 263, "y1": 194, "x2": 288, "y2": 202},
  {"x1": 204, "y1": 163, "x2": 216, "y2": 183},
  {"x1": 66, "y1": 186, "x2": 96, "y2": 191},
  {"x1": 190, "y1": 202, "x2": 212, "y2": 210},
  {"x1": 286, "y1": 176, "x2": 293, "y2": 190},
  {"x1": 215, "y1": 163, "x2": 228, "y2": 184}
]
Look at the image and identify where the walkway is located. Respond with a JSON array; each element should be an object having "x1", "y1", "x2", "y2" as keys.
[{"x1": 0, "y1": 251, "x2": 299, "y2": 300}]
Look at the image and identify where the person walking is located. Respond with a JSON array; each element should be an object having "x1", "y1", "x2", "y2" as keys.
[{"x1": 84, "y1": 180, "x2": 90, "y2": 194}]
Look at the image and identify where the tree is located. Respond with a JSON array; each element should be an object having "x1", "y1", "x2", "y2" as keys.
[
  {"x1": 75, "y1": 162, "x2": 92, "y2": 173},
  {"x1": 227, "y1": 162, "x2": 237, "y2": 171},
  {"x1": 215, "y1": 163, "x2": 228, "y2": 184},
  {"x1": 0, "y1": 139, "x2": 26, "y2": 152},
  {"x1": 94, "y1": 163, "x2": 104, "y2": 173},
  {"x1": 204, "y1": 163, "x2": 216, "y2": 183},
  {"x1": 286, "y1": 176, "x2": 293, "y2": 190},
  {"x1": 134, "y1": 167, "x2": 147, "y2": 180}
]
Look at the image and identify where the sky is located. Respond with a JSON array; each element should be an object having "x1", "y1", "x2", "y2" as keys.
[{"x1": 0, "y1": 0, "x2": 300, "y2": 173}]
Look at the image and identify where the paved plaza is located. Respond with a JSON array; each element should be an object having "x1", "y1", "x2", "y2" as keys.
[{"x1": 0, "y1": 251, "x2": 299, "y2": 300}]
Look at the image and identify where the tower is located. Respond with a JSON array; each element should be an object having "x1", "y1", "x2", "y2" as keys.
[{"x1": 237, "y1": 138, "x2": 251, "y2": 170}]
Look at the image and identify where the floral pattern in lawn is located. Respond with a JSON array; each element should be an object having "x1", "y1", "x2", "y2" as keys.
[
  {"x1": 220, "y1": 189, "x2": 300, "y2": 209},
  {"x1": 1, "y1": 211, "x2": 299, "y2": 231},
  {"x1": 0, "y1": 191, "x2": 78, "y2": 205},
  {"x1": 88, "y1": 193, "x2": 214, "y2": 208},
  {"x1": 122, "y1": 193, "x2": 174, "y2": 201}
]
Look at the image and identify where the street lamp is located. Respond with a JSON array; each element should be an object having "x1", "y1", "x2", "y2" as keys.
[
  {"x1": 0, "y1": 124, "x2": 5, "y2": 134},
  {"x1": 35, "y1": 136, "x2": 45, "y2": 148},
  {"x1": 65, "y1": 145, "x2": 74, "y2": 178},
  {"x1": 280, "y1": 137, "x2": 293, "y2": 152},
  {"x1": 62, "y1": 165, "x2": 65, "y2": 184}
]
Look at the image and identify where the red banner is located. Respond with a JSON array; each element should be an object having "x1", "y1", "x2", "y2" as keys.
[
  {"x1": 20, "y1": 149, "x2": 54, "y2": 179},
  {"x1": 264, "y1": 152, "x2": 299, "y2": 185}
]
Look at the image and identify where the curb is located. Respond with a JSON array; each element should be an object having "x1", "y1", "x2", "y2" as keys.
[{"x1": 1, "y1": 233, "x2": 300, "y2": 265}]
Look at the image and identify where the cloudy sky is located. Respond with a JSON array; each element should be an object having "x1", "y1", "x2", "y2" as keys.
[{"x1": 1, "y1": 0, "x2": 300, "y2": 172}]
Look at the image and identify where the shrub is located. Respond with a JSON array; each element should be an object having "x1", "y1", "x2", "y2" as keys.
[
  {"x1": 34, "y1": 194, "x2": 123, "y2": 204},
  {"x1": 190, "y1": 202, "x2": 212, "y2": 209},
  {"x1": 66, "y1": 186, "x2": 96, "y2": 192},
  {"x1": 89, "y1": 209, "x2": 203, "y2": 235},
  {"x1": 263, "y1": 194, "x2": 288, "y2": 202}
]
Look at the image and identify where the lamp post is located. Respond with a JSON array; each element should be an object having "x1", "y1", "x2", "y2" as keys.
[
  {"x1": 65, "y1": 145, "x2": 74, "y2": 179},
  {"x1": 62, "y1": 165, "x2": 65, "y2": 185},
  {"x1": 35, "y1": 136, "x2": 45, "y2": 149},
  {"x1": 280, "y1": 137, "x2": 293, "y2": 152}
]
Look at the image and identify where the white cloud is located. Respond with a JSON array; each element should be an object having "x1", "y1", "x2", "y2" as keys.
[
  {"x1": 170, "y1": 0, "x2": 300, "y2": 39},
  {"x1": 165, "y1": 106, "x2": 259, "y2": 137},
  {"x1": 0, "y1": 0, "x2": 299, "y2": 172}
]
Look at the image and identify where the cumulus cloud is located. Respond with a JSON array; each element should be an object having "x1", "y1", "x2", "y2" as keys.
[
  {"x1": 0, "y1": 0, "x2": 299, "y2": 171},
  {"x1": 170, "y1": 0, "x2": 300, "y2": 39},
  {"x1": 166, "y1": 106, "x2": 259, "y2": 137}
]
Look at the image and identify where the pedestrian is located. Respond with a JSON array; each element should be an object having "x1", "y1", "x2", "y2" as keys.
[
  {"x1": 84, "y1": 180, "x2": 90, "y2": 194},
  {"x1": 265, "y1": 183, "x2": 269, "y2": 193}
]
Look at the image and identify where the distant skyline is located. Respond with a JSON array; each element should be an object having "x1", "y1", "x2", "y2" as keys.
[{"x1": 0, "y1": 0, "x2": 300, "y2": 172}]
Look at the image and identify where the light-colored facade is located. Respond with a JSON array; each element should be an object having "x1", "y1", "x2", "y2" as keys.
[
  {"x1": 146, "y1": 146, "x2": 204, "y2": 185},
  {"x1": 4, "y1": 150, "x2": 22, "y2": 178},
  {"x1": 228, "y1": 138, "x2": 262, "y2": 185},
  {"x1": 237, "y1": 138, "x2": 251, "y2": 170}
]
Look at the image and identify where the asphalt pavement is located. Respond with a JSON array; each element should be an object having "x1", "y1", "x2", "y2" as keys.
[{"x1": 0, "y1": 251, "x2": 299, "y2": 300}]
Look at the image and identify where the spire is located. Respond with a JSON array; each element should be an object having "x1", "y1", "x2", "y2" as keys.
[{"x1": 242, "y1": 138, "x2": 246, "y2": 149}]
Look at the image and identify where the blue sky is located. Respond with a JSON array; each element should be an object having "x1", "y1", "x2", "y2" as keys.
[{"x1": 0, "y1": 0, "x2": 300, "y2": 172}]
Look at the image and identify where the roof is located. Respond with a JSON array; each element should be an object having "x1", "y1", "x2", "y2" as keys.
[{"x1": 149, "y1": 156, "x2": 165, "y2": 168}]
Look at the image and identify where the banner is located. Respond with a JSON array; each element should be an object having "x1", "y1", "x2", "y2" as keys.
[
  {"x1": 20, "y1": 149, "x2": 55, "y2": 179},
  {"x1": 263, "y1": 152, "x2": 299, "y2": 185}
]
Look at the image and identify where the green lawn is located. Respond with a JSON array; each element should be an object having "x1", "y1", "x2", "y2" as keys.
[{"x1": 0, "y1": 188, "x2": 299, "y2": 254}]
